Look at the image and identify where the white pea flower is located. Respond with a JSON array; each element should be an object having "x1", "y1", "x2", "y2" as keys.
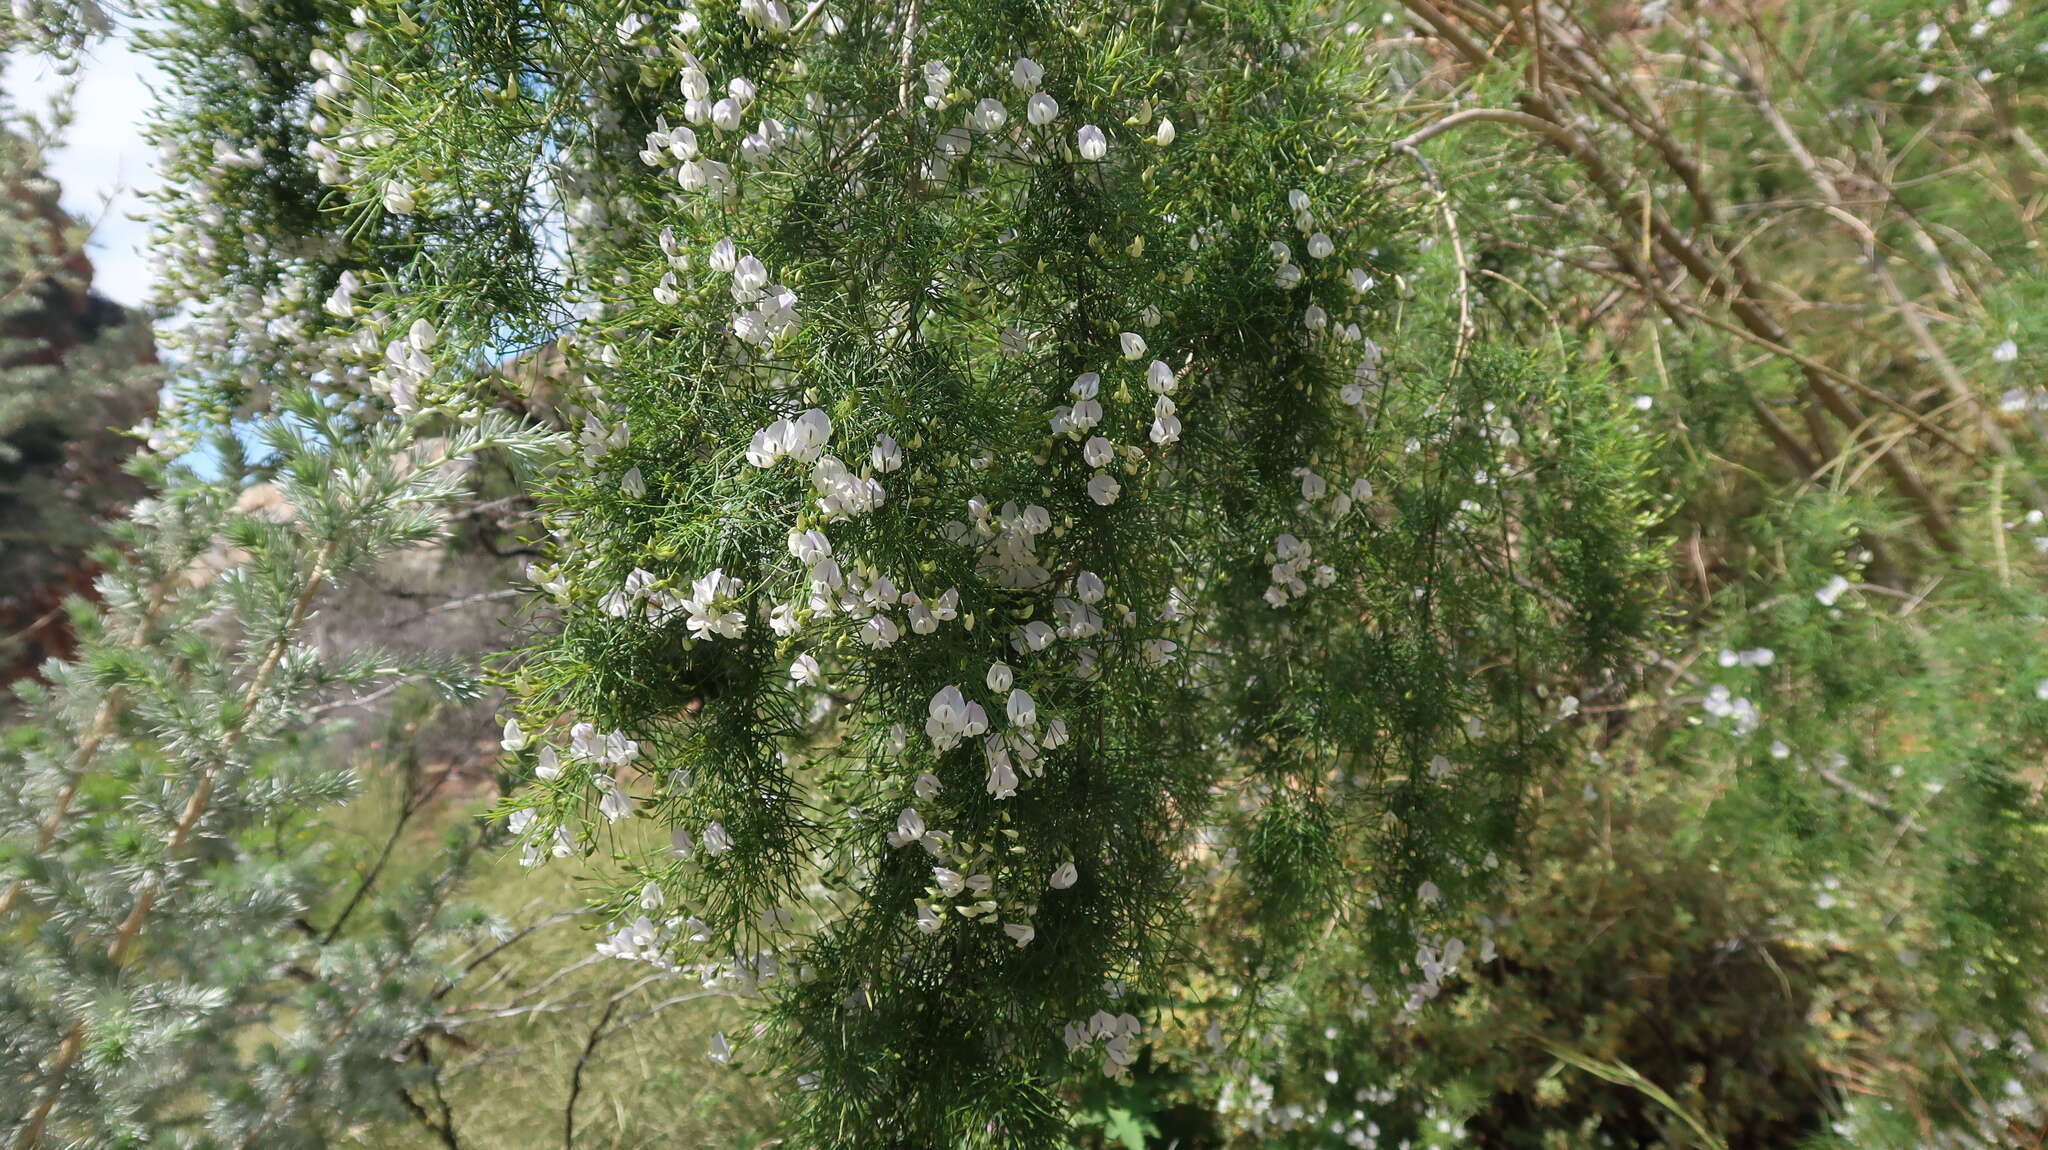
[
  {"x1": 535, "y1": 745, "x2": 562, "y2": 781},
  {"x1": 1275, "y1": 262, "x2": 1302, "y2": 289},
  {"x1": 987, "y1": 662, "x2": 1014, "y2": 691},
  {"x1": 1003, "y1": 923, "x2": 1036, "y2": 947},
  {"x1": 702, "y1": 822, "x2": 734, "y2": 855},
  {"x1": 1011, "y1": 56, "x2": 1043, "y2": 92},
  {"x1": 1072, "y1": 372, "x2": 1101, "y2": 399},
  {"x1": 381, "y1": 179, "x2": 415, "y2": 214},
  {"x1": 1007, "y1": 688, "x2": 1037, "y2": 727},
  {"x1": 914, "y1": 772, "x2": 942, "y2": 801},
  {"x1": 1307, "y1": 231, "x2": 1334, "y2": 259},
  {"x1": 871, "y1": 433, "x2": 904, "y2": 473},
  {"x1": 1288, "y1": 189, "x2": 1311, "y2": 213},
  {"x1": 1154, "y1": 117, "x2": 1175, "y2": 146},
  {"x1": 1146, "y1": 360, "x2": 1176, "y2": 394},
  {"x1": 1149, "y1": 411, "x2": 1182, "y2": 445},
  {"x1": 1303, "y1": 305, "x2": 1327, "y2": 332},
  {"x1": 711, "y1": 97, "x2": 742, "y2": 131},
  {"x1": 1016, "y1": 621, "x2": 1055, "y2": 651},
  {"x1": 971, "y1": 97, "x2": 1008, "y2": 131},
  {"x1": 709, "y1": 237, "x2": 737, "y2": 272},
  {"x1": 916, "y1": 904, "x2": 943, "y2": 933},
  {"x1": 927, "y1": 685, "x2": 974, "y2": 750},
  {"x1": 597, "y1": 774, "x2": 635, "y2": 822},
  {"x1": 888, "y1": 807, "x2": 926, "y2": 849},
  {"x1": 986, "y1": 758, "x2": 1019, "y2": 799},
  {"x1": 933, "y1": 866, "x2": 967, "y2": 896},
  {"x1": 858, "y1": 614, "x2": 901, "y2": 648},
  {"x1": 1041, "y1": 717, "x2": 1070, "y2": 748},
  {"x1": 508, "y1": 808, "x2": 535, "y2": 836},
  {"x1": 1119, "y1": 331, "x2": 1147, "y2": 360},
  {"x1": 1027, "y1": 91, "x2": 1059, "y2": 125},
  {"x1": 1088, "y1": 473, "x2": 1122, "y2": 505},
  {"x1": 1993, "y1": 339, "x2": 2019, "y2": 363},
  {"x1": 620, "y1": 466, "x2": 646, "y2": 497},
  {"x1": 1049, "y1": 861, "x2": 1079, "y2": 889},
  {"x1": 1077, "y1": 124, "x2": 1107, "y2": 160},
  {"x1": 790, "y1": 653, "x2": 821, "y2": 685},
  {"x1": 1083, "y1": 436, "x2": 1114, "y2": 467},
  {"x1": 681, "y1": 568, "x2": 747, "y2": 639},
  {"x1": 500, "y1": 718, "x2": 528, "y2": 752}
]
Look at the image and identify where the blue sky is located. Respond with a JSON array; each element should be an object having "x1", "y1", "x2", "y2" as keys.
[{"x1": 4, "y1": 32, "x2": 166, "y2": 308}]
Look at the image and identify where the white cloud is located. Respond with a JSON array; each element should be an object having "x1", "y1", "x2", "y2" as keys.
[{"x1": 4, "y1": 32, "x2": 166, "y2": 307}]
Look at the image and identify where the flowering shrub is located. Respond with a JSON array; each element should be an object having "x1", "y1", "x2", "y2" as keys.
[{"x1": 282, "y1": 0, "x2": 1655, "y2": 1142}]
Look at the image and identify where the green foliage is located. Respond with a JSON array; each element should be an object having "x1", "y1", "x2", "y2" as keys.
[{"x1": 283, "y1": 0, "x2": 1657, "y2": 1144}]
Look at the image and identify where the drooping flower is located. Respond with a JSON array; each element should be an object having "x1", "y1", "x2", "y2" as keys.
[{"x1": 1076, "y1": 124, "x2": 1107, "y2": 160}]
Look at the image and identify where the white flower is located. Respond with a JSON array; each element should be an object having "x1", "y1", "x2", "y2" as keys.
[
  {"x1": 711, "y1": 97, "x2": 741, "y2": 130},
  {"x1": 1149, "y1": 412, "x2": 1182, "y2": 445},
  {"x1": 1041, "y1": 717, "x2": 1070, "y2": 748},
  {"x1": 508, "y1": 808, "x2": 535, "y2": 836},
  {"x1": 1027, "y1": 91, "x2": 1059, "y2": 125},
  {"x1": 888, "y1": 807, "x2": 926, "y2": 849},
  {"x1": 1119, "y1": 331, "x2": 1147, "y2": 360},
  {"x1": 1049, "y1": 861, "x2": 1078, "y2": 890},
  {"x1": 1006, "y1": 688, "x2": 1037, "y2": 727},
  {"x1": 1072, "y1": 372, "x2": 1100, "y2": 399},
  {"x1": 927, "y1": 685, "x2": 974, "y2": 750},
  {"x1": 1076, "y1": 124, "x2": 1107, "y2": 160},
  {"x1": 708, "y1": 1033, "x2": 732, "y2": 1063},
  {"x1": 747, "y1": 408, "x2": 834, "y2": 467},
  {"x1": 871, "y1": 433, "x2": 904, "y2": 473},
  {"x1": 790, "y1": 653, "x2": 821, "y2": 684},
  {"x1": 1307, "y1": 232, "x2": 1333, "y2": 259},
  {"x1": 916, "y1": 904, "x2": 942, "y2": 933},
  {"x1": 1003, "y1": 922, "x2": 1036, "y2": 946},
  {"x1": 381, "y1": 180, "x2": 415, "y2": 214},
  {"x1": 1275, "y1": 262, "x2": 1302, "y2": 289},
  {"x1": 858, "y1": 614, "x2": 901, "y2": 648},
  {"x1": 970, "y1": 97, "x2": 1008, "y2": 131},
  {"x1": 620, "y1": 466, "x2": 646, "y2": 497},
  {"x1": 933, "y1": 866, "x2": 967, "y2": 896},
  {"x1": 535, "y1": 745, "x2": 562, "y2": 781},
  {"x1": 500, "y1": 718, "x2": 528, "y2": 752},
  {"x1": 597, "y1": 774, "x2": 635, "y2": 822},
  {"x1": 1154, "y1": 117, "x2": 1175, "y2": 146},
  {"x1": 1011, "y1": 56, "x2": 1043, "y2": 92},
  {"x1": 1088, "y1": 473, "x2": 1121, "y2": 505},
  {"x1": 682, "y1": 568, "x2": 747, "y2": 638},
  {"x1": 1815, "y1": 575, "x2": 1852, "y2": 607},
  {"x1": 1993, "y1": 339, "x2": 2019, "y2": 363},
  {"x1": 987, "y1": 662, "x2": 1014, "y2": 691},
  {"x1": 703, "y1": 822, "x2": 734, "y2": 855},
  {"x1": 986, "y1": 758, "x2": 1019, "y2": 799},
  {"x1": 914, "y1": 772, "x2": 942, "y2": 801},
  {"x1": 812, "y1": 454, "x2": 885, "y2": 517},
  {"x1": 1146, "y1": 360, "x2": 1176, "y2": 394}
]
